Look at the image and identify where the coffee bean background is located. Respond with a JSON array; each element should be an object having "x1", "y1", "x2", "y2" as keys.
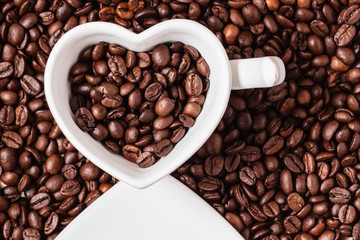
[{"x1": 1, "y1": 0, "x2": 360, "y2": 239}]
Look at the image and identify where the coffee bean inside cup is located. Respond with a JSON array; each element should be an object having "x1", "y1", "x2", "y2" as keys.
[{"x1": 69, "y1": 42, "x2": 210, "y2": 167}]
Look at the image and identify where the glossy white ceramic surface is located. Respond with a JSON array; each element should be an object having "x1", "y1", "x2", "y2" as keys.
[{"x1": 56, "y1": 175, "x2": 244, "y2": 240}]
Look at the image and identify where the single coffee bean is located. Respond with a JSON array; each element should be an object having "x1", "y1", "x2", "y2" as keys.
[
  {"x1": 75, "y1": 107, "x2": 95, "y2": 132},
  {"x1": 60, "y1": 180, "x2": 81, "y2": 197},
  {"x1": 152, "y1": 44, "x2": 170, "y2": 67},
  {"x1": 284, "y1": 153, "x2": 304, "y2": 173},
  {"x1": 338, "y1": 5, "x2": 360, "y2": 24},
  {"x1": 284, "y1": 216, "x2": 302, "y2": 234},
  {"x1": 241, "y1": 146, "x2": 261, "y2": 162},
  {"x1": 23, "y1": 228, "x2": 41, "y2": 240},
  {"x1": 122, "y1": 145, "x2": 141, "y2": 163},
  {"x1": 136, "y1": 152, "x2": 155, "y2": 168},
  {"x1": 21, "y1": 75, "x2": 41, "y2": 96},
  {"x1": 44, "y1": 212, "x2": 59, "y2": 235},
  {"x1": 184, "y1": 73, "x2": 203, "y2": 97},
  {"x1": 263, "y1": 135, "x2": 284, "y2": 155},
  {"x1": 30, "y1": 193, "x2": 51, "y2": 210},
  {"x1": 2, "y1": 131, "x2": 23, "y2": 149},
  {"x1": 338, "y1": 204, "x2": 357, "y2": 224},
  {"x1": 239, "y1": 166, "x2": 257, "y2": 186},
  {"x1": 329, "y1": 187, "x2": 351, "y2": 203},
  {"x1": 204, "y1": 155, "x2": 224, "y2": 176},
  {"x1": 247, "y1": 203, "x2": 267, "y2": 222},
  {"x1": 353, "y1": 222, "x2": 360, "y2": 240},
  {"x1": 334, "y1": 24, "x2": 356, "y2": 46},
  {"x1": 0, "y1": 62, "x2": 14, "y2": 78},
  {"x1": 287, "y1": 192, "x2": 305, "y2": 212},
  {"x1": 262, "y1": 201, "x2": 280, "y2": 218},
  {"x1": 79, "y1": 162, "x2": 100, "y2": 181}
]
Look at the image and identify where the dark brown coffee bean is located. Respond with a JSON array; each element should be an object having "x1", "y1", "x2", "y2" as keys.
[
  {"x1": 0, "y1": 147, "x2": 17, "y2": 171},
  {"x1": 80, "y1": 162, "x2": 99, "y2": 181},
  {"x1": 329, "y1": 187, "x2": 351, "y2": 203},
  {"x1": 263, "y1": 135, "x2": 284, "y2": 155},
  {"x1": 122, "y1": 145, "x2": 141, "y2": 163},
  {"x1": 8, "y1": 23, "x2": 25, "y2": 45},
  {"x1": 262, "y1": 201, "x2": 280, "y2": 218},
  {"x1": 21, "y1": 75, "x2": 41, "y2": 96},
  {"x1": 108, "y1": 55, "x2": 127, "y2": 76},
  {"x1": 30, "y1": 193, "x2": 50, "y2": 210},
  {"x1": 224, "y1": 212, "x2": 244, "y2": 232},
  {"x1": 287, "y1": 192, "x2": 305, "y2": 212},
  {"x1": 44, "y1": 212, "x2": 59, "y2": 235},
  {"x1": 284, "y1": 216, "x2": 302, "y2": 234},
  {"x1": 307, "y1": 173, "x2": 320, "y2": 195},
  {"x1": 242, "y1": 4, "x2": 261, "y2": 24},
  {"x1": 334, "y1": 108, "x2": 354, "y2": 123},
  {"x1": 239, "y1": 166, "x2": 256, "y2": 186},
  {"x1": 310, "y1": 20, "x2": 329, "y2": 37},
  {"x1": 241, "y1": 146, "x2": 261, "y2": 162},
  {"x1": 184, "y1": 73, "x2": 203, "y2": 97},
  {"x1": 136, "y1": 151, "x2": 155, "y2": 168},
  {"x1": 284, "y1": 153, "x2": 304, "y2": 173},
  {"x1": 152, "y1": 44, "x2": 170, "y2": 67},
  {"x1": 60, "y1": 180, "x2": 81, "y2": 197},
  {"x1": 334, "y1": 24, "x2": 356, "y2": 46},
  {"x1": 23, "y1": 228, "x2": 40, "y2": 240},
  {"x1": 353, "y1": 222, "x2": 360, "y2": 240},
  {"x1": 0, "y1": 62, "x2": 14, "y2": 78},
  {"x1": 2, "y1": 131, "x2": 23, "y2": 149},
  {"x1": 204, "y1": 155, "x2": 224, "y2": 176},
  {"x1": 75, "y1": 107, "x2": 95, "y2": 132},
  {"x1": 248, "y1": 203, "x2": 267, "y2": 222},
  {"x1": 338, "y1": 204, "x2": 357, "y2": 224},
  {"x1": 45, "y1": 155, "x2": 63, "y2": 175},
  {"x1": 224, "y1": 154, "x2": 241, "y2": 173},
  {"x1": 144, "y1": 82, "x2": 163, "y2": 102},
  {"x1": 338, "y1": 5, "x2": 360, "y2": 24}
]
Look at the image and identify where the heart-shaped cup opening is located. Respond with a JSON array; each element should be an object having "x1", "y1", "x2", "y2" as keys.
[
  {"x1": 45, "y1": 19, "x2": 231, "y2": 188},
  {"x1": 69, "y1": 41, "x2": 211, "y2": 168}
]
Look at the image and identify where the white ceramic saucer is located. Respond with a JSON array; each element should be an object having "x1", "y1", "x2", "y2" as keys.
[{"x1": 56, "y1": 175, "x2": 243, "y2": 240}]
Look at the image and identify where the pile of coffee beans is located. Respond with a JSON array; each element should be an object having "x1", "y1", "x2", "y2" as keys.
[
  {"x1": 2, "y1": 0, "x2": 360, "y2": 239},
  {"x1": 69, "y1": 41, "x2": 210, "y2": 167}
]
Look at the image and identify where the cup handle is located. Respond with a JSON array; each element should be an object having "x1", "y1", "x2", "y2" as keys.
[{"x1": 230, "y1": 56, "x2": 286, "y2": 90}]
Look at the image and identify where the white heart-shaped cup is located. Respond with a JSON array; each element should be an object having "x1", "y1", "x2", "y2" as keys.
[{"x1": 45, "y1": 19, "x2": 285, "y2": 188}]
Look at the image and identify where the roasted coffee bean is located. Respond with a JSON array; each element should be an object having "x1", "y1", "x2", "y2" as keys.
[
  {"x1": 23, "y1": 228, "x2": 41, "y2": 240},
  {"x1": 329, "y1": 187, "x2": 351, "y2": 203},
  {"x1": 338, "y1": 204, "x2": 357, "y2": 224},
  {"x1": 225, "y1": 212, "x2": 245, "y2": 232},
  {"x1": 30, "y1": 193, "x2": 50, "y2": 210},
  {"x1": 241, "y1": 146, "x2": 261, "y2": 162},
  {"x1": 334, "y1": 24, "x2": 356, "y2": 46},
  {"x1": 152, "y1": 44, "x2": 170, "y2": 67},
  {"x1": 338, "y1": 5, "x2": 360, "y2": 24},
  {"x1": 60, "y1": 180, "x2": 81, "y2": 197},
  {"x1": 284, "y1": 216, "x2": 302, "y2": 234},
  {"x1": 263, "y1": 135, "x2": 284, "y2": 155},
  {"x1": 239, "y1": 166, "x2": 256, "y2": 186},
  {"x1": 2, "y1": 131, "x2": 23, "y2": 149},
  {"x1": 247, "y1": 203, "x2": 267, "y2": 222},
  {"x1": 287, "y1": 193, "x2": 305, "y2": 212},
  {"x1": 21, "y1": 75, "x2": 41, "y2": 96},
  {"x1": 284, "y1": 153, "x2": 304, "y2": 173},
  {"x1": 0, "y1": 62, "x2": 14, "y2": 78}
]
